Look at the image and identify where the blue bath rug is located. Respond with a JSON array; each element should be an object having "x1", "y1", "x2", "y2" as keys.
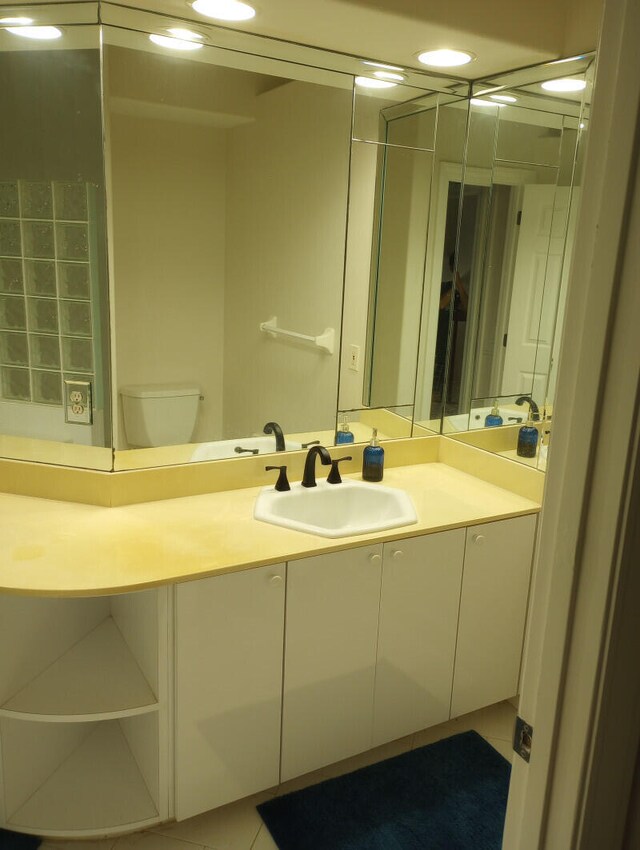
[
  {"x1": 0, "y1": 829, "x2": 40, "y2": 849},
  {"x1": 257, "y1": 730, "x2": 511, "y2": 850}
]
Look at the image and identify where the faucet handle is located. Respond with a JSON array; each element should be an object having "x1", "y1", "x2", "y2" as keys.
[
  {"x1": 265, "y1": 465, "x2": 290, "y2": 492},
  {"x1": 301, "y1": 439, "x2": 320, "y2": 448},
  {"x1": 327, "y1": 456, "x2": 352, "y2": 485}
]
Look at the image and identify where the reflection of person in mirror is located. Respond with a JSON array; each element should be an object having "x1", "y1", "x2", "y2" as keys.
[
  {"x1": 433, "y1": 253, "x2": 469, "y2": 403},
  {"x1": 440, "y1": 252, "x2": 468, "y2": 318}
]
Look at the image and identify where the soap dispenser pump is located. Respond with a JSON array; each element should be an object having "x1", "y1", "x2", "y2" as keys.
[
  {"x1": 362, "y1": 428, "x2": 384, "y2": 482},
  {"x1": 485, "y1": 400, "x2": 503, "y2": 427}
]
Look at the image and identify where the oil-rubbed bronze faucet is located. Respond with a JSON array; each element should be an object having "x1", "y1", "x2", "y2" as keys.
[
  {"x1": 301, "y1": 445, "x2": 332, "y2": 487},
  {"x1": 263, "y1": 421, "x2": 285, "y2": 451},
  {"x1": 515, "y1": 396, "x2": 541, "y2": 421}
]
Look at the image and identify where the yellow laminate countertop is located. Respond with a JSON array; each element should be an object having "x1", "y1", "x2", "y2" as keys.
[{"x1": 0, "y1": 462, "x2": 540, "y2": 597}]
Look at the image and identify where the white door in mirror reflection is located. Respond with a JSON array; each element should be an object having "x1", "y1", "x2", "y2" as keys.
[{"x1": 502, "y1": 186, "x2": 571, "y2": 401}]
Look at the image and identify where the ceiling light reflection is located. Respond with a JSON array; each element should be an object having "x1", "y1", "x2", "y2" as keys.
[
  {"x1": 355, "y1": 76, "x2": 397, "y2": 89},
  {"x1": 417, "y1": 49, "x2": 474, "y2": 67},
  {"x1": 541, "y1": 78, "x2": 586, "y2": 92},
  {"x1": 191, "y1": 0, "x2": 256, "y2": 21},
  {"x1": 5, "y1": 25, "x2": 62, "y2": 39},
  {"x1": 149, "y1": 33, "x2": 204, "y2": 50}
]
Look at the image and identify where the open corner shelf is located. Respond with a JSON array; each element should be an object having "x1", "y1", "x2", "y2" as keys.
[
  {"x1": 6, "y1": 721, "x2": 159, "y2": 834},
  {"x1": 1, "y1": 617, "x2": 158, "y2": 720}
]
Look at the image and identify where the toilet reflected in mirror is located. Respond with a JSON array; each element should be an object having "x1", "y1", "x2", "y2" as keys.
[{"x1": 120, "y1": 383, "x2": 201, "y2": 448}]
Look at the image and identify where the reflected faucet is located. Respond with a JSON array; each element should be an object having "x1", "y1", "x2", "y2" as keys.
[
  {"x1": 516, "y1": 396, "x2": 541, "y2": 422},
  {"x1": 263, "y1": 421, "x2": 285, "y2": 452},
  {"x1": 301, "y1": 445, "x2": 332, "y2": 487}
]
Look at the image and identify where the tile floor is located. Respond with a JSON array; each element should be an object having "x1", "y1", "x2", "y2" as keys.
[{"x1": 39, "y1": 700, "x2": 516, "y2": 850}]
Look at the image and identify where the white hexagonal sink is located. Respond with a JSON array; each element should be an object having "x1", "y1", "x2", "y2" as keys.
[{"x1": 254, "y1": 479, "x2": 417, "y2": 538}]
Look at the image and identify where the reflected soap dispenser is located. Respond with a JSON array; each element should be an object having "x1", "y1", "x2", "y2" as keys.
[
  {"x1": 335, "y1": 413, "x2": 355, "y2": 444},
  {"x1": 362, "y1": 427, "x2": 384, "y2": 482},
  {"x1": 517, "y1": 414, "x2": 540, "y2": 458},
  {"x1": 485, "y1": 400, "x2": 503, "y2": 427}
]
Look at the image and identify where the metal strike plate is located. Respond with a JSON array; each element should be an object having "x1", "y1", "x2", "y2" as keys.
[
  {"x1": 513, "y1": 715, "x2": 533, "y2": 763},
  {"x1": 64, "y1": 379, "x2": 93, "y2": 425}
]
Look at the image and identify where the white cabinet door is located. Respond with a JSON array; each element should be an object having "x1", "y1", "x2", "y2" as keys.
[
  {"x1": 451, "y1": 515, "x2": 537, "y2": 718},
  {"x1": 175, "y1": 564, "x2": 285, "y2": 821},
  {"x1": 373, "y1": 529, "x2": 466, "y2": 747},
  {"x1": 281, "y1": 545, "x2": 383, "y2": 781}
]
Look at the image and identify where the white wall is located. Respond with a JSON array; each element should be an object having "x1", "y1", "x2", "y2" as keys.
[
  {"x1": 109, "y1": 113, "x2": 227, "y2": 448},
  {"x1": 223, "y1": 80, "x2": 352, "y2": 438}
]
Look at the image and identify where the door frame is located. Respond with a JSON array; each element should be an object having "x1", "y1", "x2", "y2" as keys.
[
  {"x1": 502, "y1": 0, "x2": 640, "y2": 845},
  {"x1": 415, "y1": 162, "x2": 532, "y2": 423}
]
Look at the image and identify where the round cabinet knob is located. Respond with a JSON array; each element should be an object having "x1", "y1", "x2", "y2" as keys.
[
  {"x1": 472, "y1": 534, "x2": 486, "y2": 545},
  {"x1": 269, "y1": 574, "x2": 283, "y2": 586},
  {"x1": 368, "y1": 553, "x2": 382, "y2": 564},
  {"x1": 391, "y1": 550, "x2": 404, "y2": 561}
]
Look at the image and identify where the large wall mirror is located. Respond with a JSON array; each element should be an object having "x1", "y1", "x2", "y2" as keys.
[{"x1": 0, "y1": 2, "x2": 593, "y2": 474}]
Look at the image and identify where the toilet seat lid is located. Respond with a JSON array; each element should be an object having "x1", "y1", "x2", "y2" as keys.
[{"x1": 120, "y1": 383, "x2": 200, "y2": 399}]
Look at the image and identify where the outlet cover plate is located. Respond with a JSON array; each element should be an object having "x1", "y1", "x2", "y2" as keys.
[{"x1": 64, "y1": 379, "x2": 93, "y2": 425}]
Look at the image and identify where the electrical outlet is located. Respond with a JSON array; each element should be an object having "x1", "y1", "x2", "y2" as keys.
[
  {"x1": 349, "y1": 344, "x2": 360, "y2": 372},
  {"x1": 64, "y1": 379, "x2": 93, "y2": 425}
]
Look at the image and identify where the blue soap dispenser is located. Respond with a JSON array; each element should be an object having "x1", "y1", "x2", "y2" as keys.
[
  {"x1": 335, "y1": 413, "x2": 355, "y2": 444},
  {"x1": 485, "y1": 400, "x2": 503, "y2": 427},
  {"x1": 362, "y1": 427, "x2": 384, "y2": 482},
  {"x1": 517, "y1": 414, "x2": 539, "y2": 458}
]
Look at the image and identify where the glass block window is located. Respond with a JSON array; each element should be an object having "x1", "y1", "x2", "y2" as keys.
[{"x1": 0, "y1": 179, "x2": 96, "y2": 405}]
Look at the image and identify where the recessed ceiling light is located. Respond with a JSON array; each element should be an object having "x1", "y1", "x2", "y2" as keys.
[
  {"x1": 373, "y1": 71, "x2": 405, "y2": 82},
  {"x1": 0, "y1": 16, "x2": 33, "y2": 25},
  {"x1": 363, "y1": 61, "x2": 404, "y2": 72},
  {"x1": 191, "y1": 0, "x2": 256, "y2": 21},
  {"x1": 150, "y1": 33, "x2": 203, "y2": 50},
  {"x1": 5, "y1": 25, "x2": 62, "y2": 40},
  {"x1": 355, "y1": 76, "x2": 397, "y2": 89},
  {"x1": 541, "y1": 78, "x2": 586, "y2": 92},
  {"x1": 417, "y1": 49, "x2": 474, "y2": 68},
  {"x1": 167, "y1": 27, "x2": 204, "y2": 40},
  {"x1": 470, "y1": 98, "x2": 503, "y2": 107},
  {"x1": 490, "y1": 94, "x2": 517, "y2": 103}
]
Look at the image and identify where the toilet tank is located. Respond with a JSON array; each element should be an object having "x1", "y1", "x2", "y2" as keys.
[{"x1": 121, "y1": 383, "x2": 201, "y2": 448}]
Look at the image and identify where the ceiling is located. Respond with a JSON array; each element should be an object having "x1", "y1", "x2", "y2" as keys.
[{"x1": 0, "y1": 0, "x2": 602, "y2": 78}]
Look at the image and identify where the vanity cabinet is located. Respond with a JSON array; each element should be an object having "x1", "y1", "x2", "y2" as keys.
[
  {"x1": 451, "y1": 515, "x2": 537, "y2": 718},
  {"x1": 281, "y1": 545, "x2": 384, "y2": 781},
  {"x1": 281, "y1": 530, "x2": 466, "y2": 780},
  {"x1": 0, "y1": 589, "x2": 168, "y2": 838},
  {"x1": 373, "y1": 530, "x2": 466, "y2": 747},
  {"x1": 280, "y1": 518, "x2": 535, "y2": 781},
  {"x1": 174, "y1": 564, "x2": 286, "y2": 821}
]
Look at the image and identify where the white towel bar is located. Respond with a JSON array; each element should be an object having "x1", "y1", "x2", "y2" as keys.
[{"x1": 259, "y1": 316, "x2": 335, "y2": 354}]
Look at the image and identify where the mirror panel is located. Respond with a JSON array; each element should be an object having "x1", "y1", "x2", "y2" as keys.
[
  {"x1": 364, "y1": 142, "x2": 435, "y2": 408},
  {"x1": 443, "y1": 59, "x2": 593, "y2": 468},
  {"x1": 106, "y1": 23, "x2": 353, "y2": 469},
  {"x1": 416, "y1": 101, "x2": 502, "y2": 430},
  {"x1": 341, "y1": 92, "x2": 469, "y2": 439},
  {"x1": 1, "y1": 0, "x2": 595, "y2": 474},
  {"x1": 0, "y1": 8, "x2": 112, "y2": 469}
]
